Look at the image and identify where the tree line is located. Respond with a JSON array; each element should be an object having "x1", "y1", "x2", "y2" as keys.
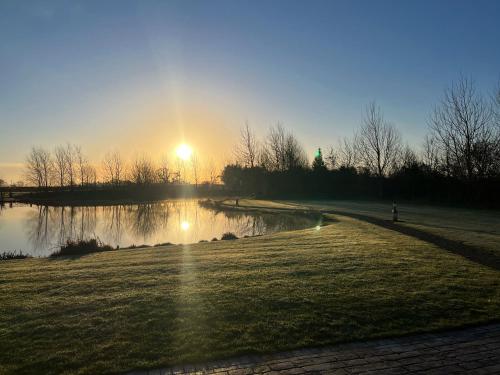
[
  {"x1": 223, "y1": 77, "x2": 500, "y2": 206},
  {"x1": 24, "y1": 145, "x2": 220, "y2": 189}
]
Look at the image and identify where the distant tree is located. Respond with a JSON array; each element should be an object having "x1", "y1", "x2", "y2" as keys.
[
  {"x1": 312, "y1": 148, "x2": 327, "y2": 172},
  {"x1": 430, "y1": 78, "x2": 497, "y2": 179},
  {"x1": 398, "y1": 144, "x2": 419, "y2": 171},
  {"x1": 191, "y1": 153, "x2": 200, "y2": 187},
  {"x1": 102, "y1": 151, "x2": 125, "y2": 186},
  {"x1": 422, "y1": 134, "x2": 440, "y2": 172},
  {"x1": 337, "y1": 137, "x2": 358, "y2": 169},
  {"x1": 204, "y1": 158, "x2": 219, "y2": 185},
  {"x1": 261, "y1": 124, "x2": 308, "y2": 171},
  {"x1": 74, "y1": 145, "x2": 88, "y2": 187},
  {"x1": 157, "y1": 155, "x2": 170, "y2": 184},
  {"x1": 174, "y1": 158, "x2": 187, "y2": 184},
  {"x1": 355, "y1": 102, "x2": 402, "y2": 177},
  {"x1": 25, "y1": 146, "x2": 52, "y2": 188},
  {"x1": 64, "y1": 143, "x2": 76, "y2": 188},
  {"x1": 0, "y1": 178, "x2": 6, "y2": 187},
  {"x1": 83, "y1": 164, "x2": 98, "y2": 186},
  {"x1": 131, "y1": 155, "x2": 157, "y2": 185},
  {"x1": 324, "y1": 146, "x2": 337, "y2": 169},
  {"x1": 234, "y1": 122, "x2": 259, "y2": 167},
  {"x1": 54, "y1": 146, "x2": 67, "y2": 187}
]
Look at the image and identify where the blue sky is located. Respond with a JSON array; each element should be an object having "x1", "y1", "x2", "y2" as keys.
[{"x1": 1, "y1": 0, "x2": 500, "y2": 181}]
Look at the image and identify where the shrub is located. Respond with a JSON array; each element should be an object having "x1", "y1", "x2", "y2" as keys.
[
  {"x1": 50, "y1": 238, "x2": 114, "y2": 257},
  {"x1": 221, "y1": 232, "x2": 238, "y2": 240},
  {"x1": 0, "y1": 251, "x2": 31, "y2": 261},
  {"x1": 211, "y1": 237, "x2": 218, "y2": 241},
  {"x1": 154, "y1": 242, "x2": 173, "y2": 247}
]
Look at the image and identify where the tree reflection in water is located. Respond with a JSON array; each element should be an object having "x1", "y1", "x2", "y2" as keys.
[{"x1": 19, "y1": 200, "x2": 319, "y2": 256}]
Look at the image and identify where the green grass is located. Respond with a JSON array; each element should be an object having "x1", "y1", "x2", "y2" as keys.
[
  {"x1": 297, "y1": 199, "x2": 500, "y2": 257},
  {"x1": 1, "y1": 208, "x2": 500, "y2": 374}
]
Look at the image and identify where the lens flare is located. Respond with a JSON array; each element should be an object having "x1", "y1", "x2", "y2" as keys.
[{"x1": 176, "y1": 144, "x2": 192, "y2": 161}]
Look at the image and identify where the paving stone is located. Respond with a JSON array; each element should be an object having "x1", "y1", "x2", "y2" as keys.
[
  {"x1": 252, "y1": 365, "x2": 271, "y2": 373},
  {"x1": 146, "y1": 323, "x2": 500, "y2": 375},
  {"x1": 268, "y1": 362, "x2": 295, "y2": 371},
  {"x1": 278, "y1": 368, "x2": 307, "y2": 374}
]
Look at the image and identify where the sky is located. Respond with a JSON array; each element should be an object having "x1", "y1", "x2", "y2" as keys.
[{"x1": 1, "y1": 0, "x2": 500, "y2": 183}]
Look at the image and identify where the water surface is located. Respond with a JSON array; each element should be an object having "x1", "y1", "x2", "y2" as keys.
[{"x1": 0, "y1": 199, "x2": 320, "y2": 257}]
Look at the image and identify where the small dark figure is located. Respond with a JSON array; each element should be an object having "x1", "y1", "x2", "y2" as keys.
[
  {"x1": 235, "y1": 198, "x2": 239, "y2": 206},
  {"x1": 392, "y1": 202, "x2": 399, "y2": 222}
]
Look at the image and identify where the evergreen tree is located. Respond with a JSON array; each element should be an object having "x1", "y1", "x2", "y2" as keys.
[{"x1": 312, "y1": 148, "x2": 327, "y2": 172}]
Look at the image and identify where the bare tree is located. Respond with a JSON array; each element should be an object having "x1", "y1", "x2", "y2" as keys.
[
  {"x1": 324, "y1": 146, "x2": 337, "y2": 170},
  {"x1": 131, "y1": 155, "x2": 157, "y2": 185},
  {"x1": 284, "y1": 131, "x2": 308, "y2": 170},
  {"x1": 74, "y1": 145, "x2": 87, "y2": 187},
  {"x1": 261, "y1": 123, "x2": 308, "y2": 171},
  {"x1": 205, "y1": 158, "x2": 219, "y2": 185},
  {"x1": 191, "y1": 153, "x2": 200, "y2": 187},
  {"x1": 102, "y1": 151, "x2": 125, "y2": 186},
  {"x1": 172, "y1": 158, "x2": 183, "y2": 184},
  {"x1": 157, "y1": 155, "x2": 170, "y2": 184},
  {"x1": 102, "y1": 152, "x2": 114, "y2": 184},
  {"x1": 422, "y1": 134, "x2": 440, "y2": 172},
  {"x1": 399, "y1": 144, "x2": 419, "y2": 170},
  {"x1": 355, "y1": 102, "x2": 402, "y2": 177},
  {"x1": 430, "y1": 78, "x2": 496, "y2": 179},
  {"x1": 336, "y1": 137, "x2": 358, "y2": 169},
  {"x1": 83, "y1": 164, "x2": 98, "y2": 186},
  {"x1": 65, "y1": 143, "x2": 76, "y2": 188},
  {"x1": 234, "y1": 122, "x2": 259, "y2": 167},
  {"x1": 26, "y1": 148, "x2": 43, "y2": 188},
  {"x1": 262, "y1": 124, "x2": 286, "y2": 171},
  {"x1": 39, "y1": 149, "x2": 53, "y2": 188},
  {"x1": 25, "y1": 147, "x2": 52, "y2": 188},
  {"x1": 54, "y1": 146, "x2": 67, "y2": 187}
]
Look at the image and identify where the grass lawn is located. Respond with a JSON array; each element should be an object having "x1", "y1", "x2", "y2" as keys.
[
  {"x1": 298, "y1": 199, "x2": 500, "y2": 258},
  {"x1": 218, "y1": 198, "x2": 309, "y2": 211},
  {"x1": 1, "y1": 208, "x2": 500, "y2": 374}
]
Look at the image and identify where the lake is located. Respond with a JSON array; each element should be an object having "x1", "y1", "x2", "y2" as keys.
[{"x1": 0, "y1": 199, "x2": 321, "y2": 257}]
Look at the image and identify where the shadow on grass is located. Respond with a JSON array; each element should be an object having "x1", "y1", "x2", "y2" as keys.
[{"x1": 324, "y1": 209, "x2": 500, "y2": 271}]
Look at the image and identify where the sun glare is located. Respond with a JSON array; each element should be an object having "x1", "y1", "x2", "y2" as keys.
[
  {"x1": 176, "y1": 143, "x2": 192, "y2": 161},
  {"x1": 181, "y1": 221, "x2": 190, "y2": 231}
]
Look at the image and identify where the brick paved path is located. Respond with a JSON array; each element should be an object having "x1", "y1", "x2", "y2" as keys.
[{"x1": 130, "y1": 324, "x2": 500, "y2": 375}]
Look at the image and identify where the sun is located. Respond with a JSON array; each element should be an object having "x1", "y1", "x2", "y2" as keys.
[
  {"x1": 176, "y1": 143, "x2": 192, "y2": 161},
  {"x1": 180, "y1": 221, "x2": 190, "y2": 231}
]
